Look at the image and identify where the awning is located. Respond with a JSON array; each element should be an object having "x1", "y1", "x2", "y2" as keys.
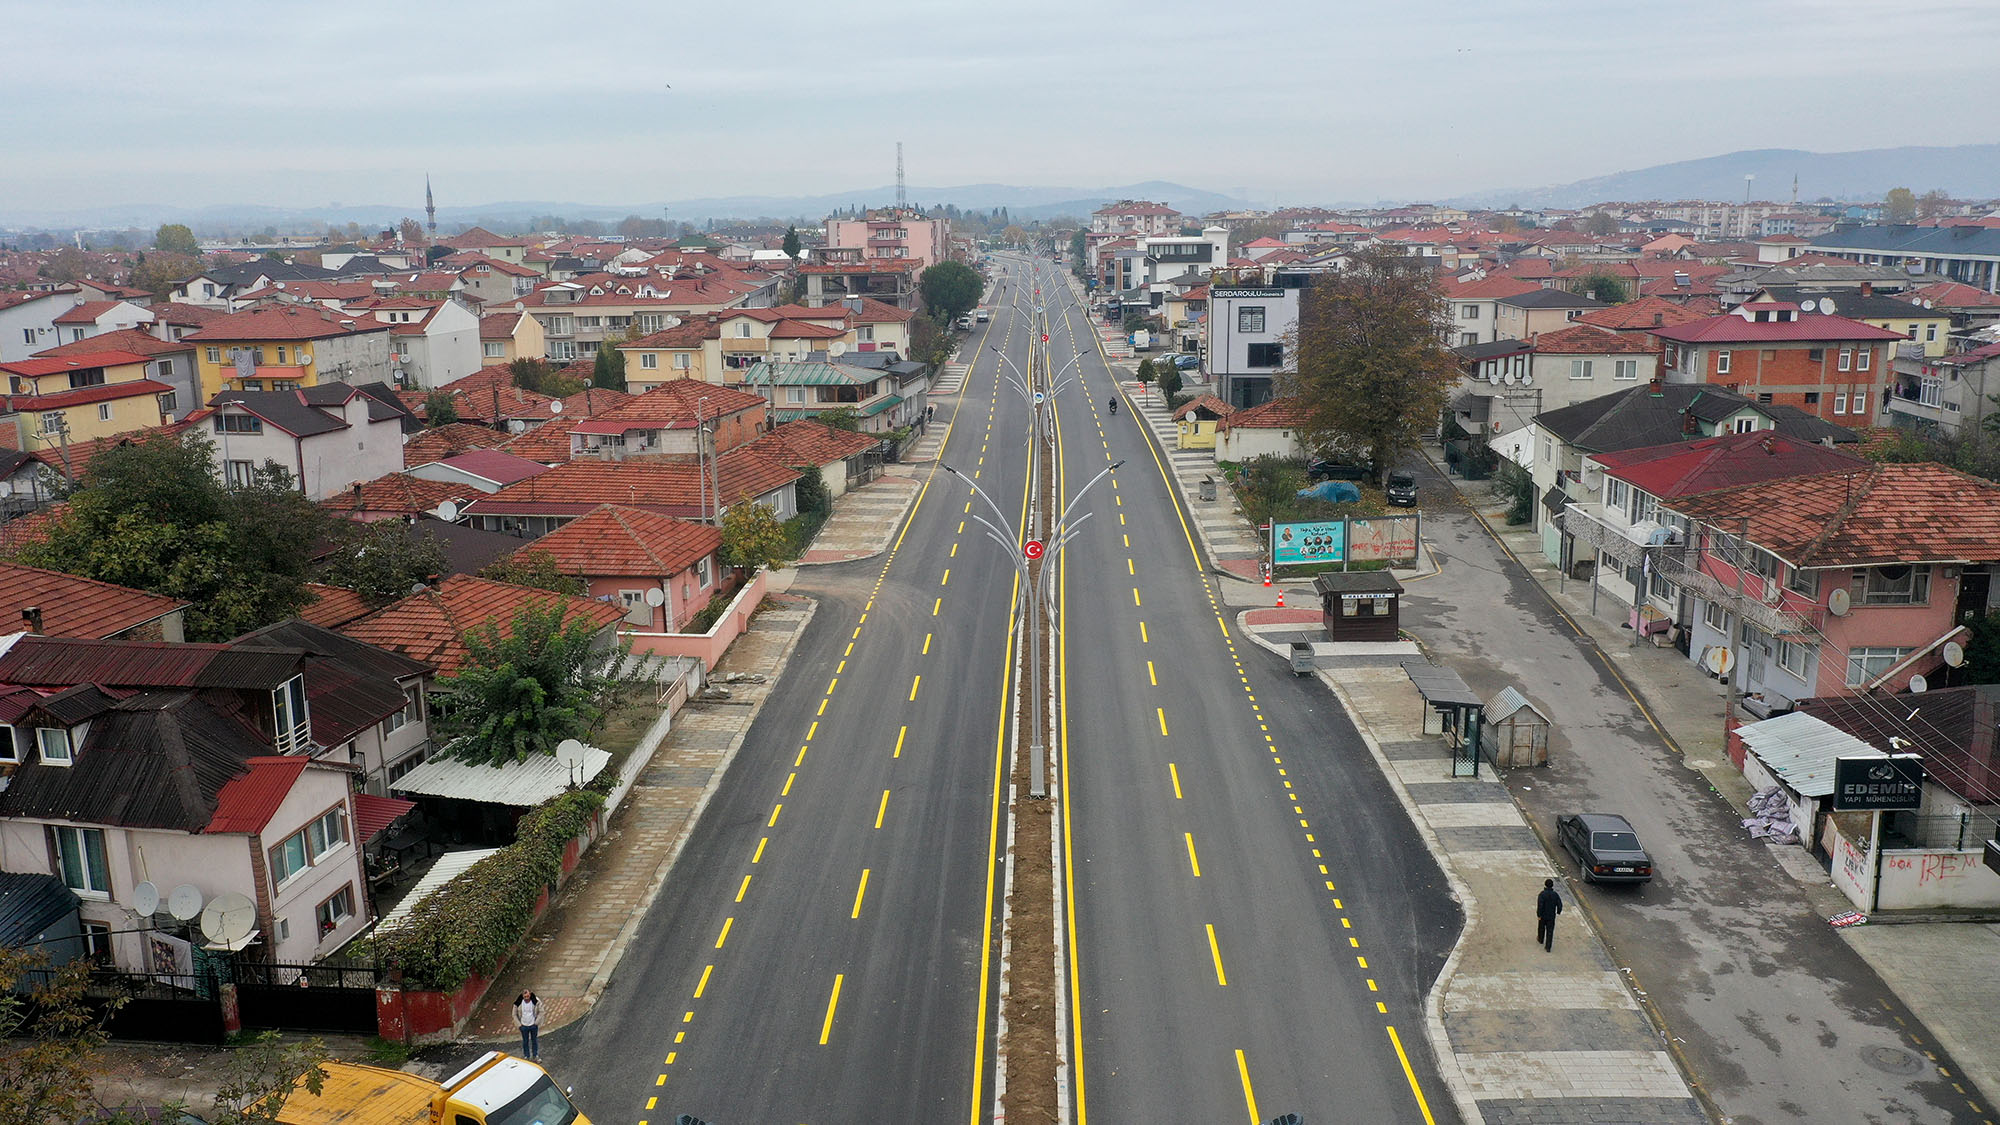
[
  {"x1": 353, "y1": 793, "x2": 417, "y2": 842},
  {"x1": 1737, "y1": 711, "x2": 1882, "y2": 798},
  {"x1": 1402, "y1": 660, "x2": 1483, "y2": 708},
  {"x1": 1541, "y1": 485, "x2": 1570, "y2": 515},
  {"x1": 390, "y1": 745, "x2": 611, "y2": 807}
]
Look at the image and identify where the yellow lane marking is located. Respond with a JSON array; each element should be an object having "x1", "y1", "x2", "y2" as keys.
[
  {"x1": 1236, "y1": 1050, "x2": 1260, "y2": 1123},
  {"x1": 1206, "y1": 924, "x2": 1229, "y2": 986},
  {"x1": 826, "y1": 677, "x2": 839, "y2": 695},
  {"x1": 735, "y1": 875, "x2": 751, "y2": 902},
  {"x1": 819, "y1": 974, "x2": 845, "y2": 1045},
  {"x1": 767, "y1": 804, "x2": 782, "y2": 827},
  {"x1": 1139, "y1": 621, "x2": 1148, "y2": 642},
  {"x1": 816, "y1": 699, "x2": 827, "y2": 716},
  {"x1": 1131, "y1": 587, "x2": 1141, "y2": 606},
  {"x1": 1185, "y1": 833, "x2": 1202, "y2": 877},
  {"x1": 781, "y1": 772, "x2": 796, "y2": 796},
  {"x1": 923, "y1": 632, "x2": 933, "y2": 654},
  {"x1": 933, "y1": 597, "x2": 943, "y2": 616},
  {"x1": 1169, "y1": 762, "x2": 1183, "y2": 798},
  {"x1": 875, "y1": 789, "x2": 891, "y2": 829},
  {"x1": 958, "y1": 521, "x2": 965, "y2": 533},
  {"x1": 794, "y1": 745, "x2": 807, "y2": 767},
  {"x1": 836, "y1": 659, "x2": 846, "y2": 674},
  {"x1": 941, "y1": 568, "x2": 951, "y2": 585},
  {"x1": 851, "y1": 869, "x2": 871, "y2": 918},
  {"x1": 694, "y1": 964, "x2": 713, "y2": 998},
  {"x1": 1157, "y1": 708, "x2": 1169, "y2": 736},
  {"x1": 1126, "y1": 559, "x2": 1134, "y2": 575},
  {"x1": 1387, "y1": 1026, "x2": 1441, "y2": 1125},
  {"x1": 909, "y1": 674, "x2": 922, "y2": 701},
  {"x1": 714, "y1": 916, "x2": 733, "y2": 948},
  {"x1": 1147, "y1": 660, "x2": 1157, "y2": 685},
  {"x1": 951, "y1": 542, "x2": 959, "y2": 558},
  {"x1": 844, "y1": 641, "x2": 853, "y2": 656},
  {"x1": 894, "y1": 725, "x2": 907, "y2": 758},
  {"x1": 752, "y1": 837, "x2": 768, "y2": 863}
]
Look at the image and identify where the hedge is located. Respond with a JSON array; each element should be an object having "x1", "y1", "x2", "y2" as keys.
[{"x1": 369, "y1": 788, "x2": 605, "y2": 991}]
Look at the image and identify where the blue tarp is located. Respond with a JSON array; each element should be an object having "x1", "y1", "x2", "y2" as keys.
[{"x1": 1297, "y1": 481, "x2": 1361, "y2": 504}]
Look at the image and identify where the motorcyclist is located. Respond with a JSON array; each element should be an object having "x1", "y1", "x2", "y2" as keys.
[{"x1": 1108, "y1": 397, "x2": 1119, "y2": 415}]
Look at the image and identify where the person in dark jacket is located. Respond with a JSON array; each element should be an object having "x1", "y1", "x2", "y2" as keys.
[{"x1": 1536, "y1": 878, "x2": 1563, "y2": 951}]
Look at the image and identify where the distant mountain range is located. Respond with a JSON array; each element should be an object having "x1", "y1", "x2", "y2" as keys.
[
  {"x1": 1452, "y1": 144, "x2": 2000, "y2": 210},
  {"x1": 0, "y1": 181, "x2": 1250, "y2": 233}
]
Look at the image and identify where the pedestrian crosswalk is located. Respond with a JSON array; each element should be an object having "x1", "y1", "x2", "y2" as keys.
[
  {"x1": 930, "y1": 362, "x2": 969, "y2": 397},
  {"x1": 1125, "y1": 384, "x2": 1263, "y2": 566}
]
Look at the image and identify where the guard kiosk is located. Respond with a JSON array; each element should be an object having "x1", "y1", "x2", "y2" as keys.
[{"x1": 1313, "y1": 571, "x2": 1403, "y2": 643}]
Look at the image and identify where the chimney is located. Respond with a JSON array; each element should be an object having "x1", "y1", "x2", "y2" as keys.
[
  {"x1": 1649, "y1": 376, "x2": 1665, "y2": 397},
  {"x1": 20, "y1": 607, "x2": 42, "y2": 635},
  {"x1": 1860, "y1": 281, "x2": 1873, "y2": 297}
]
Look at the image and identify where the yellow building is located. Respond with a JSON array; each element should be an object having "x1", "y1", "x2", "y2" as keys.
[
  {"x1": 1849, "y1": 303, "x2": 1955, "y2": 358},
  {"x1": 0, "y1": 349, "x2": 177, "y2": 450},
  {"x1": 184, "y1": 305, "x2": 392, "y2": 393},
  {"x1": 478, "y1": 310, "x2": 545, "y2": 365}
]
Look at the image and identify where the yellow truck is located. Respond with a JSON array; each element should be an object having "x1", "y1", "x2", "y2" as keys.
[{"x1": 275, "y1": 1051, "x2": 588, "y2": 1125}]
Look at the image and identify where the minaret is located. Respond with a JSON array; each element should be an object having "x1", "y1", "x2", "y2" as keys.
[{"x1": 425, "y1": 176, "x2": 437, "y2": 242}]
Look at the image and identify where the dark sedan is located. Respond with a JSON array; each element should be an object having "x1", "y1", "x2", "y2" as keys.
[{"x1": 1558, "y1": 812, "x2": 1654, "y2": 883}]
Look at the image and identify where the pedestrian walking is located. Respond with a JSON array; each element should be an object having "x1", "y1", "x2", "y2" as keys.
[
  {"x1": 1535, "y1": 878, "x2": 1563, "y2": 952},
  {"x1": 514, "y1": 990, "x2": 541, "y2": 1060}
]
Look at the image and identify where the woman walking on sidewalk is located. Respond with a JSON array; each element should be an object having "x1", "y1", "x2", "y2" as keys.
[{"x1": 514, "y1": 991, "x2": 541, "y2": 1060}]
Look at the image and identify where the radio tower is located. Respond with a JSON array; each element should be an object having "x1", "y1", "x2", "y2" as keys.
[{"x1": 896, "y1": 142, "x2": 906, "y2": 211}]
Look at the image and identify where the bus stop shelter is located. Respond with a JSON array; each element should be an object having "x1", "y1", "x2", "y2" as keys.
[{"x1": 1402, "y1": 660, "x2": 1486, "y2": 777}]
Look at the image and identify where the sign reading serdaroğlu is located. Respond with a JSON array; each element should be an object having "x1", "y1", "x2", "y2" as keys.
[{"x1": 1831, "y1": 754, "x2": 1925, "y2": 812}]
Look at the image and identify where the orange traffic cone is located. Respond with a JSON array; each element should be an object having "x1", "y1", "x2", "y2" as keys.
[
  {"x1": 1263, "y1": 570, "x2": 1272, "y2": 587},
  {"x1": 1275, "y1": 589, "x2": 1286, "y2": 608}
]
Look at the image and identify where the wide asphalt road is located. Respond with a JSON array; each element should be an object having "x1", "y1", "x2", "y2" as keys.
[
  {"x1": 561, "y1": 272, "x2": 1038, "y2": 1124},
  {"x1": 1029, "y1": 257, "x2": 1465, "y2": 1123}
]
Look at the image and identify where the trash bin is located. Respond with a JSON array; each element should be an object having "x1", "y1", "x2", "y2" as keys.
[
  {"x1": 1199, "y1": 476, "x2": 1217, "y2": 502},
  {"x1": 1290, "y1": 641, "x2": 1315, "y2": 676}
]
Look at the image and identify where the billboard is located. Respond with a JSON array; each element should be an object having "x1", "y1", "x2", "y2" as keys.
[
  {"x1": 1832, "y1": 755, "x2": 1924, "y2": 812},
  {"x1": 1346, "y1": 517, "x2": 1420, "y2": 564},
  {"x1": 1272, "y1": 520, "x2": 1345, "y2": 565}
]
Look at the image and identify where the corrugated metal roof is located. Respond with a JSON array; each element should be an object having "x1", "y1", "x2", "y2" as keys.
[
  {"x1": 205, "y1": 756, "x2": 309, "y2": 834},
  {"x1": 353, "y1": 793, "x2": 416, "y2": 841},
  {"x1": 376, "y1": 847, "x2": 502, "y2": 931},
  {"x1": 389, "y1": 745, "x2": 610, "y2": 807},
  {"x1": 0, "y1": 636, "x2": 298, "y2": 691},
  {"x1": 0, "y1": 871, "x2": 79, "y2": 947},
  {"x1": 1401, "y1": 660, "x2": 1483, "y2": 708},
  {"x1": 1737, "y1": 711, "x2": 1882, "y2": 798},
  {"x1": 1485, "y1": 686, "x2": 1547, "y2": 726}
]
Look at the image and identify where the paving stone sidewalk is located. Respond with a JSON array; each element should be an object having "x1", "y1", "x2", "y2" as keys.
[{"x1": 797, "y1": 467, "x2": 922, "y2": 565}]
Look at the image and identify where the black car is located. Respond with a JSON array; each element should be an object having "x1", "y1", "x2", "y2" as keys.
[
  {"x1": 1306, "y1": 457, "x2": 1369, "y2": 482},
  {"x1": 1557, "y1": 812, "x2": 1654, "y2": 883},
  {"x1": 1386, "y1": 471, "x2": 1419, "y2": 506}
]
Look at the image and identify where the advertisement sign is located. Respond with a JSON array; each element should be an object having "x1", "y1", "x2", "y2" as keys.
[
  {"x1": 1346, "y1": 517, "x2": 1420, "y2": 564},
  {"x1": 1832, "y1": 755, "x2": 1925, "y2": 812},
  {"x1": 1273, "y1": 520, "x2": 1344, "y2": 565},
  {"x1": 1211, "y1": 287, "x2": 1286, "y2": 299}
]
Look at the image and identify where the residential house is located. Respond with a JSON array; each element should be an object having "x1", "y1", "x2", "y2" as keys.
[
  {"x1": 0, "y1": 634, "x2": 414, "y2": 969},
  {"x1": 341, "y1": 297, "x2": 481, "y2": 389},
  {"x1": 48, "y1": 300, "x2": 154, "y2": 345},
  {"x1": 1214, "y1": 395, "x2": 1312, "y2": 462},
  {"x1": 0, "y1": 291, "x2": 85, "y2": 363},
  {"x1": 185, "y1": 305, "x2": 393, "y2": 393},
  {"x1": 477, "y1": 311, "x2": 544, "y2": 365},
  {"x1": 1573, "y1": 296, "x2": 1714, "y2": 337},
  {"x1": 465, "y1": 451, "x2": 800, "y2": 537},
  {"x1": 798, "y1": 254, "x2": 920, "y2": 310},
  {"x1": 1451, "y1": 325, "x2": 1661, "y2": 440},
  {"x1": 1808, "y1": 223, "x2": 2000, "y2": 293},
  {"x1": 450, "y1": 255, "x2": 542, "y2": 306},
  {"x1": 1889, "y1": 341, "x2": 2000, "y2": 437},
  {"x1": 206, "y1": 383, "x2": 409, "y2": 498},
  {"x1": 405, "y1": 449, "x2": 550, "y2": 494},
  {"x1": 434, "y1": 226, "x2": 534, "y2": 267},
  {"x1": 1209, "y1": 276, "x2": 1311, "y2": 409},
  {"x1": 337, "y1": 574, "x2": 625, "y2": 676},
  {"x1": 509, "y1": 273, "x2": 764, "y2": 361},
  {"x1": 33, "y1": 330, "x2": 201, "y2": 418},
  {"x1": 1439, "y1": 276, "x2": 1542, "y2": 347},
  {"x1": 320, "y1": 472, "x2": 480, "y2": 523},
  {"x1": 1162, "y1": 284, "x2": 1209, "y2": 356},
  {"x1": 0, "y1": 561, "x2": 187, "y2": 641},
  {"x1": 413, "y1": 365, "x2": 557, "y2": 432},
  {"x1": 845, "y1": 297, "x2": 916, "y2": 356},
  {"x1": 824, "y1": 210, "x2": 952, "y2": 269},
  {"x1": 739, "y1": 360, "x2": 921, "y2": 434},
  {"x1": 1493, "y1": 288, "x2": 1608, "y2": 341},
  {"x1": 167, "y1": 260, "x2": 342, "y2": 309},
  {"x1": 506, "y1": 505, "x2": 725, "y2": 635},
  {"x1": 1895, "y1": 281, "x2": 2000, "y2": 334},
  {"x1": 1750, "y1": 286, "x2": 1956, "y2": 359},
  {"x1": 233, "y1": 620, "x2": 435, "y2": 797},
  {"x1": 1667, "y1": 462, "x2": 2000, "y2": 709},
  {"x1": 1139, "y1": 229, "x2": 1230, "y2": 286},
  {"x1": 1091, "y1": 200, "x2": 1182, "y2": 237},
  {"x1": 566, "y1": 380, "x2": 768, "y2": 462},
  {"x1": 1650, "y1": 300, "x2": 1905, "y2": 426},
  {"x1": 742, "y1": 418, "x2": 884, "y2": 499},
  {"x1": 0, "y1": 351, "x2": 175, "y2": 452},
  {"x1": 401, "y1": 422, "x2": 510, "y2": 467}
]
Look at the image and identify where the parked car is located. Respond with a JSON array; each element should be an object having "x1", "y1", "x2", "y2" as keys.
[
  {"x1": 976, "y1": 308, "x2": 990, "y2": 322},
  {"x1": 1557, "y1": 812, "x2": 1654, "y2": 883},
  {"x1": 1386, "y1": 471, "x2": 1419, "y2": 506},
  {"x1": 956, "y1": 314, "x2": 973, "y2": 329},
  {"x1": 1170, "y1": 353, "x2": 1200, "y2": 370},
  {"x1": 1306, "y1": 457, "x2": 1369, "y2": 482}
]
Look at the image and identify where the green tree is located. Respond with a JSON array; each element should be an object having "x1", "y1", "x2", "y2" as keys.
[
  {"x1": 1278, "y1": 243, "x2": 1455, "y2": 486},
  {"x1": 508, "y1": 357, "x2": 585, "y2": 398},
  {"x1": 0, "y1": 947, "x2": 122, "y2": 1125},
  {"x1": 591, "y1": 341, "x2": 626, "y2": 391},
  {"x1": 1576, "y1": 271, "x2": 1630, "y2": 303},
  {"x1": 720, "y1": 502, "x2": 792, "y2": 572},
  {"x1": 1123, "y1": 312, "x2": 1150, "y2": 334},
  {"x1": 153, "y1": 223, "x2": 200, "y2": 256},
  {"x1": 129, "y1": 252, "x2": 204, "y2": 299},
  {"x1": 480, "y1": 550, "x2": 587, "y2": 595},
  {"x1": 423, "y1": 389, "x2": 459, "y2": 427},
  {"x1": 1918, "y1": 189, "x2": 1953, "y2": 221},
  {"x1": 15, "y1": 433, "x2": 324, "y2": 640},
  {"x1": 918, "y1": 261, "x2": 983, "y2": 323},
  {"x1": 1156, "y1": 364, "x2": 1183, "y2": 403},
  {"x1": 1135, "y1": 358, "x2": 1158, "y2": 388},
  {"x1": 792, "y1": 464, "x2": 831, "y2": 516},
  {"x1": 1583, "y1": 211, "x2": 1621, "y2": 237},
  {"x1": 908, "y1": 314, "x2": 951, "y2": 369},
  {"x1": 316, "y1": 519, "x2": 450, "y2": 603},
  {"x1": 1884, "y1": 186, "x2": 1918, "y2": 224},
  {"x1": 782, "y1": 225, "x2": 802, "y2": 259},
  {"x1": 202, "y1": 1031, "x2": 330, "y2": 1125},
  {"x1": 399, "y1": 216, "x2": 425, "y2": 244},
  {"x1": 1069, "y1": 229, "x2": 1087, "y2": 274},
  {"x1": 818, "y1": 405, "x2": 862, "y2": 432},
  {"x1": 433, "y1": 601, "x2": 635, "y2": 766}
]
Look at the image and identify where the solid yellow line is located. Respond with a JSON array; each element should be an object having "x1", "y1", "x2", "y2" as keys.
[
  {"x1": 1206, "y1": 924, "x2": 1229, "y2": 986},
  {"x1": 1387, "y1": 1026, "x2": 1441, "y2": 1124},
  {"x1": 851, "y1": 869, "x2": 870, "y2": 918},
  {"x1": 1185, "y1": 833, "x2": 1201, "y2": 877},
  {"x1": 752, "y1": 837, "x2": 767, "y2": 863},
  {"x1": 694, "y1": 963, "x2": 714, "y2": 998},
  {"x1": 819, "y1": 974, "x2": 844, "y2": 1044},
  {"x1": 1147, "y1": 660, "x2": 1156, "y2": 685},
  {"x1": 1169, "y1": 762, "x2": 1183, "y2": 798},
  {"x1": 1157, "y1": 707, "x2": 1169, "y2": 736},
  {"x1": 894, "y1": 725, "x2": 907, "y2": 758},
  {"x1": 714, "y1": 916, "x2": 733, "y2": 949},
  {"x1": 735, "y1": 875, "x2": 750, "y2": 902},
  {"x1": 1236, "y1": 1050, "x2": 1260, "y2": 1123},
  {"x1": 875, "y1": 789, "x2": 890, "y2": 829},
  {"x1": 909, "y1": 674, "x2": 922, "y2": 701},
  {"x1": 923, "y1": 632, "x2": 933, "y2": 654}
]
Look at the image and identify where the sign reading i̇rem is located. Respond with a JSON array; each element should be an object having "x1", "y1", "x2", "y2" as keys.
[
  {"x1": 1273, "y1": 520, "x2": 1344, "y2": 565},
  {"x1": 1831, "y1": 754, "x2": 1924, "y2": 812}
]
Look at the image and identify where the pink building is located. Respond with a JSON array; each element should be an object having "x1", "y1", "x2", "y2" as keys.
[
  {"x1": 505, "y1": 504, "x2": 726, "y2": 638},
  {"x1": 824, "y1": 210, "x2": 951, "y2": 269}
]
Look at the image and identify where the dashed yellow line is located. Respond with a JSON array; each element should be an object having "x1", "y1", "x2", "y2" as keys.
[
  {"x1": 851, "y1": 868, "x2": 871, "y2": 918},
  {"x1": 1184, "y1": 833, "x2": 1201, "y2": 877},
  {"x1": 819, "y1": 974, "x2": 845, "y2": 1045},
  {"x1": 875, "y1": 789, "x2": 891, "y2": 829}
]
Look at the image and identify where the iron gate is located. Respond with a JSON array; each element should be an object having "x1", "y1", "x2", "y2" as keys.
[{"x1": 232, "y1": 958, "x2": 379, "y2": 1034}]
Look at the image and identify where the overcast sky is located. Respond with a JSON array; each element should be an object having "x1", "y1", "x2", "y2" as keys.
[{"x1": 4, "y1": 0, "x2": 1998, "y2": 219}]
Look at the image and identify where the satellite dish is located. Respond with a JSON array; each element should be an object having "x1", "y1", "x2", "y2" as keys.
[
  {"x1": 131, "y1": 881, "x2": 160, "y2": 918},
  {"x1": 644, "y1": 587, "x2": 665, "y2": 607},
  {"x1": 1827, "y1": 587, "x2": 1851, "y2": 616},
  {"x1": 200, "y1": 892, "x2": 258, "y2": 950},
  {"x1": 436, "y1": 500, "x2": 459, "y2": 522},
  {"x1": 1502, "y1": 372, "x2": 1517, "y2": 386},
  {"x1": 1799, "y1": 299, "x2": 1817, "y2": 312},
  {"x1": 1909, "y1": 674, "x2": 1929, "y2": 694},
  {"x1": 1485, "y1": 368, "x2": 1499, "y2": 385},
  {"x1": 1818, "y1": 297, "x2": 1836, "y2": 316},
  {"x1": 548, "y1": 400, "x2": 564, "y2": 414},
  {"x1": 167, "y1": 884, "x2": 205, "y2": 922},
  {"x1": 1943, "y1": 641, "x2": 1966, "y2": 667},
  {"x1": 1923, "y1": 299, "x2": 1935, "y2": 309},
  {"x1": 1704, "y1": 646, "x2": 1736, "y2": 676},
  {"x1": 554, "y1": 738, "x2": 589, "y2": 769},
  {"x1": 1521, "y1": 372, "x2": 1534, "y2": 386},
  {"x1": 297, "y1": 350, "x2": 311, "y2": 364}
]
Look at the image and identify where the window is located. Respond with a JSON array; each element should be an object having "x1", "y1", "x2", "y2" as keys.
[
  {"x1": 1833, "y1": 393, "x2": 1847, "y2": 414},
  {"x1": 53, "y1": 826, "x2": 109, "y2": 897},
  {"x1": 1716, "y1": 350, "x2": 1731, "y2": 374},
  {"x1": 548, "y1": 340, "x2": 577, "y2": 360},
  {"x1": 736, "y1": 323, "x2": 752, "y2": 338},
  {"x1": 381, "y1": 685, "x2": 421, "y2": 736},
  {"x1": 1461, "y1": 305, "x2": 1478, "y2": 318},
  {"x1": 270, "y1": 830, "x2": 309, "y2": 885},
  {"x1": 68, "y1": 370, "x2": 105, "y2": 389},
  {"x1": 1838, "y1": 348, "x2": 1852, "y2": 371},
  {"x1": 673, "y1": 354, "x2": 691, "y2": 370},
  {"x1": 216, "y1": 414, "x2": 263, "y2": 434},
  {"x1": 1858, "y1": 349, "x2": 1872, "y2": 372},
  {"x1": 273, "y1": 675, "x2": 309, "y2": 752},
  {"x1": 225, "y1": 460, "x2": 255, "y2": 487},
  {"x1": 1614, "y1": 359, "x2": 1639, "y2": 380},
  {"x1": 1237, "y1": 306, "x2": 1266, "y2": 333},
  {"x1": 1906, "y1": 324, "x2": 1919, "y2": 340},
  {"x1": 1808, "y1": 348, "x2": 1825, "y2": 362},
  {"x1": 1245, "y1": 343, "x2": 1283, "y2": 368},
  {"x1": 275, "y1": 346, "x2": 287, "y2": 363},
  {"x1": 38, "y1": 411, "x2": 64, "y2": 435},
  {"x1": 1568, "y1": 359, "x2": 1593, "y2": 380},
  {"x1": 1778, "y1": 639, "x2": 1809, "y2": 677},
  {"x1": 315, "y1": 885, "x2": 356, "y2": 937},
  {"x1": 158, "y1": 391, "x2": 177, "y2": 414},
  {"x1": 1856, "y1": 564, "x2": 1930, "y2": 606},
  {"x1": 37, "y1": 726, "x2": 73, "y2": 766},
  {"x1": 1786, "y1": 565, "x2": 1820, "y2": 597},
  {"x1": 204, "y1": 346, "x2": 222, "y2": 363},
  {"x1": 22, "y1": 329, "x2": 34, "y2": 345},
  {"x1": 1541, "y1": 437, "x2": 1553, "y2": 462},
  {"x1": 307, "y1": 805, "x2": 348, "y2": 860},
  {"x1": 83, "y1": 921, "x2": 112, "y2": 964},
  {"x1": 619, "y1": 589, "x2": 652, "y2": 627},
  {"x1": 857, "y1": 326, "x2": 874, "y2": 343},
  {"x1": 1649, "y1": 569, "x2": 1673, "y2": 600},
  {"x1": 1803, "y1": 392, "x2": 1820, "y2": 405},
  {"x1": 1734, "y1": 417, "x2": 1757, "y2": 433},
  {"x1": 0, "y1": 723, "x2": 14, "y2": 763},
  {"x1": 638, "y1": 314, "x2": 665, "y2": 333},
  {"x1": 1854, "y1": 388, "x2": 1868, "y2": 414},
  {"x1": 1630, "y1": 490, "x2": 1658, "y2": 526},
  {"x1": 1604, "y1": 478, "x2": 1629, "y2": 513},
  {"x1": 785, "y1": 387, "x2": 805, "y2": 403},
  {"x1": 1756, "y1": 392, "x2": 1774, "y2": 404},
  {"x1": 1703, "y1": 600, "x2": 1727, "y2": 631},
  {"x1": 97, "y1": 403, "x2": 112, "y2": 422},
  {"x1": 1459, "y1": 332, "x2": 1478, "y2": 347},
  {"x1": 640, "y1": 354, "x2": 658, "y2": 369},
  {"x1": 1926, "y1": 324, "x2": 1938, "y2": 342},
  {"x1": 483, "y1": 341, "x2": 505, "y2": 358},
  {"x1": 1845, "y1": 646, "x2": 1913, "y2": 686},
  {"x1": 696, "y1": 555, "x2": 713, "y2": 587}
]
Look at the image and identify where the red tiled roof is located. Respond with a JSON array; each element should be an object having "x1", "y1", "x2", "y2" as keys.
[
  {"x1": 1668, "y1": 462, "x2": 2000, "y2": 566},
  {"x1": 1650, "y1": 310, "x2": 1904, "y2": 344},
  {"x1": 1530, "y1": 324, "x2": 1661, "y2": 356},
  {"x1": 743, "y1": 419, "x2": 880, "y2": 468},
  {"x1": 769, "y1": 320, "x2": 845, "y2": 340},
  {"x1": 621, "y1": 318, "x2": 722, "y2": 350},
  {"x1": 472, "y1": 448, "x2": 799, "y2": 519},
  {"x1": 478, "y1": 311, "x2": 527, "y2": 338},
  {"x1": 1170, "y1": 394, "x2": 1234, "y2": 421},
  {"x1": 148, "y1": 302, "x2": 226, "y2": 327},
  {"x1": 0, "y1": 351, "x2": 155, "y2": 378},
  {"x1": 591, "y1": 380, "x2": 765, "y2": 430},
  {"x1": 1900, "y1": 281, "x2": 2000, "y2": 309},
  {"x1": 299, "y1": 582, "x2": 375, "y2": 628},
  {"x1": 0, "y1": 505, "x2": 65, "y2": 553},
  {"x1": 402, "y1": 422, "x2": 511, "y2": 466},
  {"x1": 514, "y1": 504, "x2": 722, "y2": 576},
  {"x1": 435, "y1": 449, "x2": 549, "y2": 486},
  {"x1": 1220, "y1": 395, "x2": 1311, "y2": 431},
  {"x1": 353, "y1": 792, "x2": 416, "y2": 841},
  {"x1": 847, "y1": 297, "x2": 915, "y2": 323},
  {"x1": 205, "y1": 756, "x2": 309, "y2": 834},
  {"x1": 498, "y1": 415, "x2": 584, "y2": 463},
  {"x1": 184, "y1": 305, "x2": 387, "y2": 343},
  {"x1": 51, "y1": 300, "x2": 136, "y2": 326},
  {"x1": 1592, "y1": 431, "x2": 1868, "y2": 499},
  {"x1": 546, "y1": 387, "x2": 636, "y2": 419},
  {"x1": 339, "y1": 574, "x2": 625, "y2": 675},
  {"x1": 321, "y1": 472, "x2": 475, "y2": 516},
  {"x1": 34, "y1": 329, "x2": 186, "y2": 359},
  {"x1": 0, "y1": 560, "x2": 185, "y2": 638},
  {"x1": 440, "y1": 226, "x2": 532, "y2": 249},
  {"x1": 1574, "y1": 297, "x2": 1711, "y2": 332},
  {"x1": 7, "y1": 378, "x2": 173, "y2": 412},
  {"x1": 1437, "y1": 276, "x2": 1541, "y2": 300}
]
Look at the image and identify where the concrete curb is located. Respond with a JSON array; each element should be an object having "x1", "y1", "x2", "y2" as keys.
[{"x1": 578, "y1": 598, "x2": 821, "y2": 1013}]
